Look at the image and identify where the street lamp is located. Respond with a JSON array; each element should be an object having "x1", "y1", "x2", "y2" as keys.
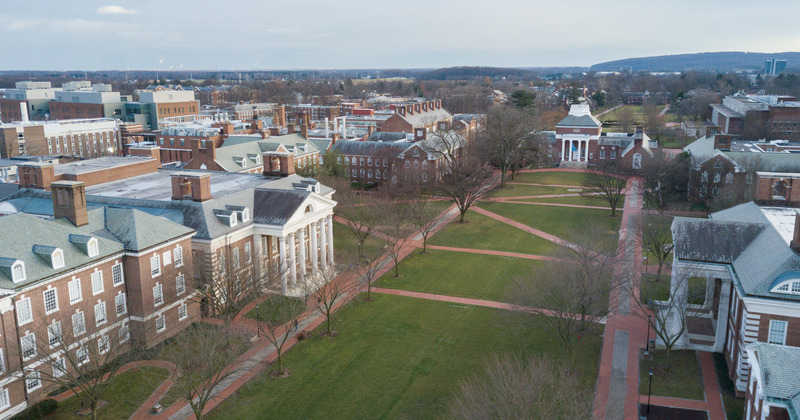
[
  {"x1": 645, "y1": 314, "x2": 652, "y2": 356},
  {"x1": 647, "y1": 368, "x2": 654, "y2": 414}
]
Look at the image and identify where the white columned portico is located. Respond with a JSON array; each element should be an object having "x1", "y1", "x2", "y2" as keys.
[
  {"x1": 298, "y1": 228, "x2": 307, "y2": 280},
  {"x1": 310, "y1": 222, "x2": 319, "y2": 273},
  {"x1": 288, "y1": 232, "x2": 297, "y2": 286},
  {"x1": 254, "y1": 233, "x2": 264, "y2": 270},
  {"x1": 326, "y1": 215, "x2": 334, "y2": 264},
  {"x1": 278, "y1": 236, "x2": 288, "y2": 293},
  {"x1": 319, "y1": 219, "x2": 328, "y2": 267}
]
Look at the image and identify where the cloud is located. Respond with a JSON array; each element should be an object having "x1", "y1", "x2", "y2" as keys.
[{"x1": 96, "y1": 5, "x2": 136, "y2": 15}]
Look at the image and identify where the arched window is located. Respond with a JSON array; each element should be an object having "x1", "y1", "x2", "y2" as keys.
[
  {"x1": 632, "y1": 153, "x2": 642, "y2": 170},
  {"x1": 52, "y1": 249, "x2": 64, "y2": 269},
  {"x1": 422, "y1": 161, "x2": 428, "y2": 169},
  {"x1": 12, "y1": 261, "x2": 25, "y2": 283},
  {"x1": 725, "y1": 173, "x2": 733, "y2": 184},
  {"x1": 87, "y1": 238, "x2": 99, "y2": 257}
]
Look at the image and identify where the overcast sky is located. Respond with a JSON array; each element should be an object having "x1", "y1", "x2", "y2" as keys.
[{"x1": 1, "y1": 0, "x2": 799, "y2": 71}]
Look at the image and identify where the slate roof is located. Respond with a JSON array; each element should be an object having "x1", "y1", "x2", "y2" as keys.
[
  {"x1": 0, "y1": 183, "x2": 19, "y2": 201},
  {"x1": 0, "y1": 213, "x2": 124, "y2": 289},
  {"x1": 253, "y1": 189, "x2": 310, "y2": 225},
  {"x1": 331, "y1": 140, "x2": 413, "y2": 156},
  {"x1": 672, "y1": 217, "x2": 766, "y2": 264},
  {"x1": 748, "y1": 343, "x2": 800, "y2": 415},
  {"x1": 684, "y1": 136, "x2": 800, "y2": 170},
  {"x1": 556, "y1": 114, "x2": 602, "y2": 128},
  {"x1": 214, "y1": 134, "x2": 319, "y2": 172},
  {"x1": 366, "y1": 132, "x2": 410, "y2": 142},
  {"x1": 395, "y1": 108, "x2": 453, "y2": 128}
]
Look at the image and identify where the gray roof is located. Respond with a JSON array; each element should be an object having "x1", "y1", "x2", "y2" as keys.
[
  {"x1": 0, "y1": 213, "x2": 124, "y2": 289},
  {"x1": 331, "y1": 140, "x2": 413, "y2": 156},
  {"x1": 0, "y1": 183, "x2": 19, "y2": 201},
  {"x1": 100, "y1": 207, "x2": 194, "y2": 251},
  {"x1": 556, "y1": 114, "x2": 602, "y2": 128},
  {"x1": 215, "y1": 134, "x2": 319, "y2": 172},
  {"x1": 395, "y1": 107, "x2": 453, "y2": 128},
  {"x1": 672, "y1": 217, "x2": 766, "y2": 264},
  {"x1": 253, "y1": 189, "x2": 310, "y2": 225},
  {"x1": 366, "y1": 132, "x2": 409, "y2": 142},
  {"x1": 685, "y1": 136, "x2": 800, "y2": 170},
  {"x1": 308, "y1": 138, "x2": 332, "y2": 152},
  {"x1": 749, "y1": 343, "x2": 800, "y2": 415}
]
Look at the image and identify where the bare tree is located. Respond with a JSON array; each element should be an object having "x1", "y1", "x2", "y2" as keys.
[
  {"x1": 446, "y1": 354, "x2": 593, "y2": 420},
  {"x1": 640, "y1": 150, "x2": 691, "y2": 213},
  {"x1": 252, "y1": 296, "x2": 305, "y2": 376},
  {"x1": 336, "y1": 191, "x2": 385, "y2": 260},
  {"x1": 638, "y1": 214, "x2": 674, "y2": 281},
  {"x1": 25, "y1": 311, "x2": 131, "y2": 420},
  {"x1": 480, "y1": 106, "x2": 540, "y2": 187},
  {"x1": 400, "y1": 178, "x2": 441, "y2": 253},
  {"x1": 349, "y1": 250, "x2": 383, "y2": 301},
  {"x1": 158, "y1": 324, "x2": 250, "y2": 420},
  {"x1": 437, "y1": 155, "x2": 493, "y2": 223},
  {"x1": 310, "y1": 265, "x2": 358, "y2": 336},
  {"x1": 616, "y1": 106, "x2": 635, "y2": 132},
  {"x1": 582, "y1": 163, "x2": 630, "y2": 216},
  {"x1": 379, "y1": 199, "x2": 415, "y2": 278}
]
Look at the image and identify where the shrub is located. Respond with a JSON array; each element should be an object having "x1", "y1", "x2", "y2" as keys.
[{"x1": 12, "y1": 398, "x2": 58, "y2": 420}]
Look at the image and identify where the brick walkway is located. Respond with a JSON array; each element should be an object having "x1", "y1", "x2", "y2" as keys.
[{"x1": 425, "y1": 244, "x2": 561, "y2": 261}]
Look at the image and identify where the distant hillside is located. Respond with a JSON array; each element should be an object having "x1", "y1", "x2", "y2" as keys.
[
  {"x1": 416, "y1": 66, "x2": 584, "y2": 80},
  {"x1": 591, "y1": 52, "x2": 800, "y2": 72}
]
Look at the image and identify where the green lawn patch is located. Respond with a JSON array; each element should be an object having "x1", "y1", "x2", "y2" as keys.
[
  {"x1": 428, "y1": 210, "x2": 559, "y2": 255},
  {"x1": 477, "y1": 201, "x2": 621, "y2": 241},
  {"x1": 207, "y1": 294, "x2": 602, "y2": 420},
  {"x1": 516, "y1": 195, "x2": 611, "y2": 207},
  {"x1": 333, "y1": 221, "x2": 386, "y2": 260},
  {"x1": 509, "y1": 171, "x2": 587, "y2": 186},
  {"x1": 246, "y1": 296, "x2": 305, "y2": 323},
  {"x1": 713, "y1": 352, "x2": 745, "y2": 420},
  {"x1": 641, "y1": 275, "x2": 705, "y2": 305},
  {"x1": 488, "y1": 184, "x2": 581, "y2": 198},
  {"x1": 640, "y1": 350, "x2": 705, "y2": 400},
  {"x1": 376, "y1": 251, "x2": 538, "y2": 302},
  {"x1": 52, "y1": 366, "x2": 168, "y2": 419}
]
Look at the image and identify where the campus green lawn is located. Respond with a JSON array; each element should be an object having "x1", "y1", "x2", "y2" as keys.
[
  {"x1": 713, "y1": 352, "x2": 745, "y2": 420},
  {"x1": 246, "y1": 296, "x2": 305, "y2": 323},
  {"x1": 207, "y1": 294, "x2": 602, "y2": 420},
  {"x1": 516, "y1": 195, "x2": 611, "y2": 207},
  {"x1": 52, "y1": 367, "x2": 168, "y2": 419},
  {"x1": 641, "y1": 275, "x2": 706, "y2": 305},
  {"x1": 509, "y1": 171, "x2": 586, "y2": 186},
  {"x1": 488, "y1": 184, "x2": 582, "y2": 198},
  {"x1": 476, "y1": 201, "x2": 621, "y2": 241},
  {"x1": 376, "y1": 251, "x2": 538, "y2": 302},
  {"x1": 640, "y1": 350, "x2": 705, "y2": 400},
  {"x1": 333, "y1": 221, "x2": 386, "y2": 260},
  {"x1": 428, "y1": 210, "x2": 559, "y2": 255}
]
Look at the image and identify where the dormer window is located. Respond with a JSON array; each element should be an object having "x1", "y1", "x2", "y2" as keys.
[
  {"x1": 12, "y1": 261, "x2": 25, "y2": 283},
  {"x1": 241, "y1": 207, "x2": 250, "y2": 223},
  {"x1": 69, "y1": 235, "x2": 99, "y2": 257},
  {"x1": 87, "y1": 238, "x2": 98, "y2": 257},
  {"x1": 52, "y1": 249, "x2": 64, "y2": 269},
  {"x1": 770, "y1": 271, "x2": 800, "y2": 295}
]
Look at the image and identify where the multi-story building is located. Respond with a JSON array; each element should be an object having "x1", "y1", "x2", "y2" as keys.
[
  {"x1": 0, "y1": 82, "x2": 60, "y2": 123},
  {"x1": 125, "y1": 90, "x2": 200, "y2": 131},
  {"x1": 764, "y1": 59, "x2": 788, "y2": 75},
  {"x1": 380, "y1": 100, "x2": 453, "y2": 136},
  {"x1": 49, "y1": 82, "x2": 124, "y2": 120},
  {"x1": 286, "y1": 104, "x2": 340, "y2": 122},
  {"x1": 0, "y1": 179, "x2": 197, "y2": 417},
  {"x1": 710, "y1": 94, "x2": 800, "y2": 139},
  {"x1": 193, "y1": 86, "x2": 232, "y2": 106},
  {"x1": 0, "y1": 117, "x2": 120, "y2": 159},
  {"x1": 184, "y1": 134, "x2": 321, "y2": 176}
]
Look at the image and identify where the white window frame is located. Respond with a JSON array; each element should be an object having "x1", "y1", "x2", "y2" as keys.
[
  {"x1": 21, "y1": 333, "x2": 37, "y2": 360},
  {"x1": 52, "y1": 357, "x2": 66, "y2": 379},
  {"x1": 52, "y1": 249, "x2": 65, "y2": 269},
  {"x1": 76, "y1": 346, "x2": 89, "y2": 366},
  {"x1": 153, "y1": 284, "x2": 163, "y2": 307},
  {"x1": 119, "y1": 324, "x2": 130, "y2": 343},
  {"x1": 156, "y1": 315, "x2": 166, "y2": 333},
  {"x1": 91, "y1": 271, "x2": 104, "y2": 295},
  {"x1": 25, "y1": 371, "x2": 41, "y2": 391},
  {"x1": 0, "y1": 388, "x2": 8, "y2": 410},
  {"x1": 178, "y1": 303, "x2": 188, "y2": 320},
  {"x1": 244, "y1": 242, "x2": 252, "y2": 263},
  {"x1": 72, "y1": 312, "x2": 86, "y2": 337},
  {"x1": 87, "y1": 238, "x2": 99, "y2": 257},
  {"x1": 115, "y1": 293, "x2": 127, "y2": 316},
  {"x1": 16, "y1": 297, "x2": 33, "y2": 326},
  {"x1": 151, "y1": 255, "x2": 161, "y2": 278},
  {"x1": 98, "y1": 335, "x2": 109, "y2": 355},
  {"x1": 112, "y1": 263, "x2": 124, "y2": 286},
  {"x1": 176, "y1": 274, "x2": 185, "y2": 296},
  {"x1": 48, "y1": 321, "x2": 62, "y2": 348},
  {"x1": 173, "y1": 245, "x2": 184, "y2": 268},
  {"x1": 232, "y1": 248, "x2": 240, "y2": 270},
  {"x1": 768, "y1": 320, "x2": 788, "y2": 345},
  {"x1": 0, "y1": 349, "x2": 5, "y2": 374},
  {"x1": 43, "y1": 288, "x2": 59, "y2": 314},
  {"x1": 162, "y1": 250, "x2": 172, "y2": 266},
  {"x1": 11, "y1": 261, "x2": 25, "y2": 283},
  {"x1": 94, "y1": 301, "x2": 107, "y2": 327},
  {"x1": 69, "y1": 278, "x2": 83, "y2": 304}
]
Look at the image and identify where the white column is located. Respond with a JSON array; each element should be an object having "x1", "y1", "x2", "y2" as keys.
[
  {"x1": 585, "y1": 140, "x2": 590, "y2": 162},
  {"x1": 278, "y1": 236, "x2": 288, "y2": 294},
  {"x1": 288, "y1": 232, "x2": 297, "y2": 286},
  {"x1": 561, "y1": 139, "x2": 567, "y2": 162},
  {"x1": 326, "y1": 215, "x2": 334, "y2": 264},
  {"x1": 310, "y1": 222, "x2": 319, "y2": 273},
  {"x1": 298, "y1": 228, "x2": 307, "y2": 280},
  {"x1": 254, "y1": 233, "x2": 263, "y2": 271},
  {"x1": 319, "y1": 219, "x2": 328, "y2": 268}
]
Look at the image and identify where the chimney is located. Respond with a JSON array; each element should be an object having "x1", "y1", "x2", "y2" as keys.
[
  {"x1": 287, "y1": 123, "x2": 295, "y2": 134},
  {"x1": 279, "y1": 154, "x2": 295, "y2": 177},
  {"x1": 269, "y1": 127, "x2": 280, "y2": 136},
  {"x1": 20, "y1": 102, "x2": 29, "y2": 123},
  {"x1": 19, "y1": 162, "x2": 55, "y2": 190},
  {"x1": 368, "y1": 125, "x2": 376, "y2": 137},
  {"x1": 300, "y1": 124, "x2": 308, "y2": 139},
  {"x1": 170, "y1": 172, "x2": 212, "y2": 202},
  {"x1": 792, "y1": 211, "x2": 800, "y2": 253},
  {"x1": 705, "y1": 125, "x2": 720, "y2": 138},
  {"x1": 260, "y1": 131, "x2": 268, "y2": 139},
  {"x1": 332, "y1": 132, "x2": 340, "y2": 144},
  {"x1": 415, "y1": 103, "x2": 421, "y2": 113},
  {"x1": 277, "y1": 105, "x2": 286, "y2": 128},
  {"x1": 51, "y1": 181, "x2": 88, "y2": 227},
  {"x1": 325, "y1": 117, "x2": 330, "y2": 138},
  {"x1": 713, "y1": 134, "x2": 733, "y2": 151}
]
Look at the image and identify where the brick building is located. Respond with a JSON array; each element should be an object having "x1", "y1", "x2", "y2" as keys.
[
  {"x1": 0, "y1": 117, "x2": 120, "y2": 159},
  {"x1": 286, "y1": 104, "x2": 340, "y2": 122},
  {"x1": 184, "y1": 133, "x2": 320, "y2": 176},
  {"x1": 125, "y1": 90, "x2": 200, "y2": 131},
  {"x1": 710, "y1": 95, "x2": 800, "y2": 139},
  {"x1": 0, "y1": 82, "x2": 59, "y2": 123},
  {"x1": 380, "y1": 100, "x2": 453, "y2": 136}
]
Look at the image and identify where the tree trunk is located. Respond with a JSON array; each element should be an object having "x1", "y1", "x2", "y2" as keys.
[
  {"x1": 664, "y1": 345, "x2": 672, "y2": 372},
  {"x1": 277, "y1": 353, "x2": 283, "y2": 374},
  {"x1": 459, "y1": 209, "x2": 467, "y2": 223},
  {"x1": 326, "y1": 313, "x2": 331, "y2": 335},
  {"x1": 656, "y1": 262, "x2": 663, "y2": 282},
  {"x1": 393, "y1": 261, "x2": 399, "y2": 278},
  {"x1": 500, "y1": 167, "x2": 507, "y2": 187},
  {"x1": 192, "y1": 404, "x2": 204, "y2": 420}
]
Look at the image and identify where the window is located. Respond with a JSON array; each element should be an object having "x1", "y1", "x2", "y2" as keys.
[
  {"x1": 725, "y1": 173, "x2": 734, "y2": 184},
  {"x1": 72, "y1": 312, "x2": 86, "y2": 336},
  {"x1": 69, "y1": 279, "x2": 82, "y2": 304},
  {"x1": 367, "y1": 157, "x2": 373, "y2": 166},
  {"x1": 179, "y1": 304, "x2": 188, "y2": 320},
  {"x1": 244, "y1": 242, "x2": 252, "y2": 263},
  {"x1": 151, "y1": 255, "x2": 161, "y2": 277},
  {"x1": 90, "y1": 271, "x2": 103, "y2": 295},
  {"x1": 0, "y1": 388, "x2": 8, "y2": 410},
  {"x1": 16, "y1": 297, "x2": 33, "y2": 326},
  {"x1": 232, "y1": 248, "x2": 240, "y2": 270},
  {"x1": 98, "y1": 335, "x2": 109, "y2": 355},
  {"x1": 219, "y1": 253, "x2": 226, "y2": 276},
  {"x1": 610, "y1": 150, "x2": 616, "y2": 160},
  {"x1": 115, "y1": 293, "x2": 127, "y2": 316},
  {"x1": 713, "y1": 172, "x2": 721, "y2": 183},
  {"x1": 52, "y1": 249, "x2": 64, "y2": 269},
  {"x1": 0, "y1": 349, "x2": 5, "y2": 374},
  {"x1": 746, "y1": 173, "x2": 753, "y2": 184},
  {"x1": 368, "y1": 170, "x2": 373, "y2": 178},
  {"x1": 94, "y1": 302, "x2": 107, "y2": 326},
  {"x1": 359, "y1": 157, "x2": 364, "y2": 166},
  {"x1": 21, "y1": 333, "x2": 36, "y2": 360},
  {"x1": 174, "y1": 246, "x2": 184, "y2": 267},
  {"x1": 153, "y1": 284, "x2": 163, "y2": 307},
  {"x1": 632, "y1": 153, "x2": 642, "y2": 170},
  {"x1": 76, "y1": 346, "x2": 89, "y2": 366},
  {"x1": 404, "y1": 161, "x2": 410, "y2": 168},
  {"x1": 48, "y1": 322, "x2": 62, "y2": 347},
  {"x1": 176, "y1": 274, "x2": 185, "y2": 296},
  {"x1": 600, "y1": 149, "x2": 606, "y2": 159},
  {"x1": 768, "y1": 320, "x2": 788, "y2": 345},
  {"x1": 422, "y1": 173, "x2": 428, "y2": 182},
  {"x1": 87, "y1": 238, "x2": 99, "y2": 257},
  {"x1": 156, "y1": 315, "x2": 166, "y2": 333},
  {"x1": 52, "y1": 358, "x2": 66, "y2": 378},
  {"x1": 26, "y1": 371, "x2": 41, "y2": 391},
  {"x1": 119, "y1": 324, "x2": 130, "y2": 343},
  {"x1": 413, "y1": 161, "x2": 419, "y2": 169},
  {"x1": 112, "y1": 263, "x2": 124, "y2": 286},
  {"x1": 11, "y1": 261, "x2": 25, "y2": 283},
  {"x1": 701, "y1": 171, "x2": 709, "y2": 183}
]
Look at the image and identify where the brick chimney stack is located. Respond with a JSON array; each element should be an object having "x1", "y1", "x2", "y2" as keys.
[
  {"x1": 51, "y1": 181, "x2": 88, "y2": 227},
  {"x1": 19, "y1": 162, "x2": 55, "y2": 190},
  {"x1": 170, "y1": 173, "x2": 212, "y2": 202}
]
